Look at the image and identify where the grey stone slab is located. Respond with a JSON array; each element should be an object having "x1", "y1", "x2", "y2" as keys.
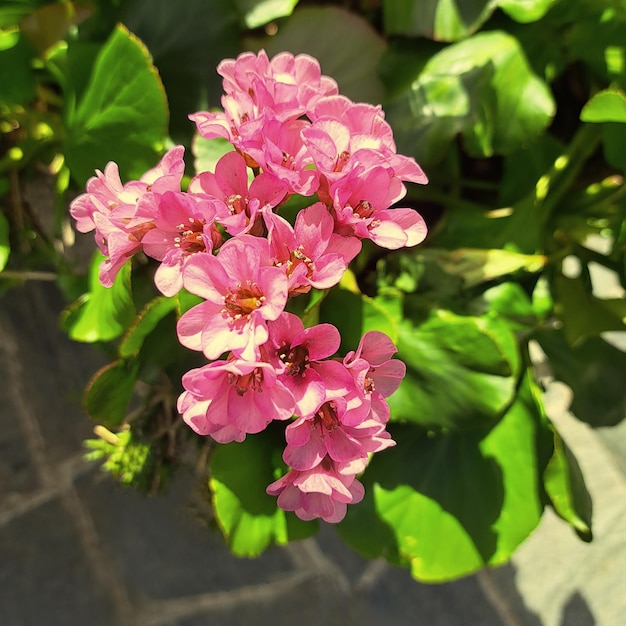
[
  {"x1": 0, "y1": 497, "x2": 116, "y2": 626},
  {"x1": 0, "y1": 357, "x2": 40, "y2": 503},
  {"x1": 0, "y1": 282, "x2": 106, "y2": 466},
  {"x1": 75, "y1": 470, "x2": 296, "y2": 603}
]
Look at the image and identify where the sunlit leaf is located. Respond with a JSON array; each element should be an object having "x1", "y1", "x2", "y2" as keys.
[
  {"x1": 382, "y1": 0, "x2": 496, "y2": 42},
  {"x1": 497, "y1": 0, "x2": 557, "y2": 23},
  {"x1": 210, "y1": 430, "x2": 317, "y2": 557},
  {"x1": 581, "y1": 89, "x2": 626, "y2": 123},
  {"x1": 389, "y1": 310, "x2": 520, "y2": 429},
  {"x1": 339, "y1": 373, "x2": 547, "y2": 581},
  {"x1": 64, "y1": 24, "x2": 169, "y2": 185},
  {"x1": 234, "y1": 0, "x2": 299, "y2": 29},
  {"x1": 67, "y1": 253, "x2": 135, "y2": 343}
]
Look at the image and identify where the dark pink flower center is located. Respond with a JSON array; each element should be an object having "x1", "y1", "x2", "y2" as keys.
[
  {"x1": 227, "y1": 194, "x2": 247, "y2": 215},
  {"x1": 334, "y1": 150, "x2": 350, "y2": 172},
  {"x1": 278, "y1": 344, "x2": 309, "y2": 376},
  {"x1": 227, "y1": 368, "x2": 264, "y2": 396},
  {"x1": 353, "y1": 200, "x2": 374, "y2": 220},
  {"x1": 314, "y1": 402, "x2": 339, "y2": 434},
  {"x1": 223, "y1": 281, "x2": 266, "y2": 319},
  {"x1": 174, "y1": 217, "x2": 206, "y2": 254}
]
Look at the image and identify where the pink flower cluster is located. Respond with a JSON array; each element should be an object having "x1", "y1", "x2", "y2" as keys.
[{"x1": 70, "y1": 49, "x2": 427, "y2": 523}]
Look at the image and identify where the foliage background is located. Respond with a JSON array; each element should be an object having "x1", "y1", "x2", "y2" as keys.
[{"x1": 1, "y1": 0, "x2": 625, "y2": 582}]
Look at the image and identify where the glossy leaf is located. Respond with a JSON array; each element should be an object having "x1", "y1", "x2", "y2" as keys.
[
  {"x1": 382, "y1": 0, "x2": 496, "y2": 41},
  {"x1": 121, "y1": 0, "x2": 240, "y2": 141},
  {"x1": 497, "y1": 0, "x2": 557, "y2": 23},
  {"x1": 544, "y1": 425, "x2": 593, "y2": 541},
  {"x1": 235, "y1": 0, "x2": 299, "y2": 29},
  {"x1": 246, "y1": 6, "x2": 387, "y2": 104},
  {"x1": 339, "y1": 373, "x2": 547, "y2": 582},
  {"x1": 432, "y1": 247, "x2": 547, "y2": 287},
  {"x1": 83, "y1": 359, "x2": 139, "y2": 427},
  {"x1": 118, "y1": 296, "x2": 178, "y2": 358},
  {"x1": 389, "y1": 310, "x2": 520, "y2": 429},
  {"x1": 387, "y1": 31, "x2": 555, "y2": 162},
  {"x1": 64, "y1": 24, "x2": 169, "y2": 185},
  {"x1": 553, "y1": 275, "x2": 626, "y2": 345},
  {"x1": 210, "y1": 430, "x2": 317, "y2": 557},
  {"x1": 67, "y1": 254, "x2": 136, "y2": 343},
  {"x1": 581, "y1": 89, "x2": 626, "y2": 123},
  {"x1": 0, "y1": 31, "x2": 36, "y2": 106},
  {"x1": 535, "y1": 328, "x2": 626, "y2": 427}
]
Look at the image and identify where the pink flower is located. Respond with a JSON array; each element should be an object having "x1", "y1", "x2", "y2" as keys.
[
  {"x1": 343, "y1": 331, "x2": 406, "y2": 424},
  {"x1": 330, "y1": 165, "x2": 428, "y2": 249},
  {"x1": 242, "y1": 117, "x2": 319, "y2": 196},
  {"x1": 140, "y1": 191, "x2": 222, "y2": 297},
  {"x1": 178, "y1": 357, "x2": 295, "y2": 443},
  {"x1": 282, "y1": 396, "x2": 395, "y2": 472},
  {"x1": 265, "y1": 203, "x2": 359, "y2": 296},
  {"x1": 177, "y1": 235, "x2": 288, "y2": 360},
  {"x1": 218, "y1": 50, "x2": 338, "y2": 121},
  {"x1": 69, "y1": 146, "x2": 186, "y2": 286},
  {"x1": 189, "y1": 151, "x2": 288, "y2": 237},
  {"x1": 265, "y1": 312, "x2": 354, "y2": 416},
  {"x1": 267, "y1": 455, "x2": 364, "y2": 523}
]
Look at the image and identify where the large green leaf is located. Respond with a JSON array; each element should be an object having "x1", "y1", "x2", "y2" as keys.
[
  {"x1": 121, "y1": 0, "x2": 240, "y2": 141},
  {"x1": 234, "y1": 0, "x2": 299, "y2": 29},
  {"x1": 83, "y1": 359, "x2": 139, "y2": 427},
  {"x1": 497, "y1": 0, "x2": 557, "y2": 23},
  {"x1": 0, "y1": 30, "x2": 36, "y2": 106},
  {"x1": 118, "y1": 295, "x2": 178, "y2": 358},
  {"x1": 66, "y1": 253, "x2": 136, "y2": 343},
  {"x1": 64, "y1": 24, "x2": 169, "y2": 185},
  {"x1": 245, "y1": 6, "x2": 387, "y2": 104},
  {"x1": 544, "y1": 425, "x2": 593, "y2": 541},
  {"x1": 553, "y1": 275, "x2": 626, "y2": 345},
  {"x1": 382, "y1": 0, "x2": 497, "y2": 41},
  {"x1": 210, "y1": 429, "x2": 317, "y2": 557},
  {"x1": 338, "y1": 373, "x2": 547, "y2": 582},
  {"x1": 386, "y1": 30, "x2": 555, "y2": 163},
  {"x1": 581, "y1": 89, "x2": 626, "y2": 123},
  {"x1": 535, "y1": 328, "x2": 626, "y2": 427},
  {"x1": 388, "y1": 310, "x2": 520, "y2": 429}
]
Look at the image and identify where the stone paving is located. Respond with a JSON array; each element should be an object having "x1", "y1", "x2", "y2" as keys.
[{"x1": 1, "y1": 281, "x2": 624, "y2": 626}]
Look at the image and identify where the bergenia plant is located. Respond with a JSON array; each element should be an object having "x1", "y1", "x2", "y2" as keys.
[{"x1": 70, "y1": 49, "x2": 428, "y2": 523}]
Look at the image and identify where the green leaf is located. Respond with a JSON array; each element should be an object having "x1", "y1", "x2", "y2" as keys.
[
  {"x1": 339, "y1": 373, "x2": 546, "y2": 582},
  {"x1": 543, "y1": 424, "x2": 593, "y2": 541},
  {"x1": 0, "y1": 0, "x2": 46, "y2": 28},
  {"x1": 553, "y1": 275, "x2": 626, "y2": 345},
  {"x1": 20, "y1": 2, "x2": 81, "y2": 54},
  {"x1": 473, "y1": 282, "x2": 539, "y2": 330},
  {"x1": 210, "y1": 430, "x2": 317, "y2": 557},
  {"x1": 234, "y1": 0, "x2": 299, "y2": 29},
  {"x1": 389, "y1": 310, "x2": 520, "y2": 429},
  {"x1": 64, "y1": 23, "x2": 169, "y2": 185},
  {"x1": 192, "y1": 135, "x2": 234, "y2": 177},
  {"x1": 432, "y1": 247, "x2": 547, "y2": 287},
  {"x1": 121, "y1": 0, "x2": 240, "y2": 142},
  {"x1": 118, "y1": 296, "x2": 178, "y2": 358},
  {"x1": 535, "y1": 328, "x2": 626, "y2": 427},
  {"x1": 83, "y1": 359, "x2": 139, "y2": 427},
  {"x1": 0, "y1": 211, "x2": 9, "y2": 272},
  {"x1": 581, "y1": 89, "x2": 626, "y2": 123},
  {"x1": 497, "y1": 0, "x2": 558, "y2": 23},
  {"x1": 319, "y1": 287, "x2": 401, "y2": 354},
  {"x1": 382, "y1": 0, "x2": 497, "y2": 41},
  {"x1": 0, "y1": 30, "x2": 36, "y2": 106},
  {"x1": 67, "y1": 253, "x2": 136, "y2": 343},
  {"x1": 387, "y1": 30, "x2": 555, "y2": 163},
  {"x1": 245, "y1": 6, "x2": 387, "y2": 104}
]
